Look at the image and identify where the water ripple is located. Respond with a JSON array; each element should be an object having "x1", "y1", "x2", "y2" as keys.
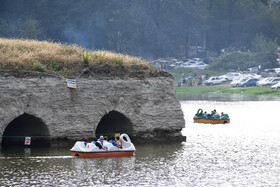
[{"x1": 1, "y1": 101, "x2": 280, "y2": 186}]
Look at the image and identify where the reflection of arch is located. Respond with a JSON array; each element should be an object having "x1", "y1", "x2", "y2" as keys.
[
  {"x1": 95, "y1": 111, "x2": 132, "y2": 137},
  {"x1": 1, "y1": 113, "x2": 50, "y2": 147}
]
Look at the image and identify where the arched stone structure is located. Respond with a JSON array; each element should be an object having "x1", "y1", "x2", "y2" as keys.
[
  {"x1": 95, "y1": 110, "x2": 133, "y2": 138},
  {"x1": 1, "y1": 113, "x2": 50, "y2": 147},
  {"x1": 0, "y1": 69, "x2": 185, "y2": 146}
]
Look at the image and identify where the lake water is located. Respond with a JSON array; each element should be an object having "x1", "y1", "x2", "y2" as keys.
[{"x1": 1, "y1": 100, "x2": 280, "y2": 186}]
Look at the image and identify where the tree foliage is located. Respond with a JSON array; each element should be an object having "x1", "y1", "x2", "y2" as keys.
[
  {"x1": 0, "y1": 0, "x2": 280, "y2": 60},
  {"x1": 209, "y1": 33, "x2": 278, "y2": 70}
]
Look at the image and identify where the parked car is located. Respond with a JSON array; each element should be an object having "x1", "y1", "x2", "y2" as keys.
[
  {"x1": 219, "y1": 72, "x2": 242, "y2": 81},
  {"x1": 244, "y1": 73, "x2": 261, "y2": 79},
  {"x1": 204, "y1": 77, "x2": 224, "y2": 85},
  {"x1": 257, "y1": 77, "x2": 280, "y2": 86},
  {"x1": 275, "y1": 68, "x2": 280, "y2": 76},
  {"x1": 238, "y1": 78, "x2": 260, "y2": 87},
  {"x1": 269, "y1": 78, "x2": 280, "y2": 85},
  {"x1": 271, "y1": 82, "x2": 280, "y2": 89},
  {"x1": 247, "y1": 67, "x2": 259, "y2": 74},
  {"x1": 257, "y1": 77, "x2": 274, "y2": 86},
  {"x1": 197, "y1": 62, "x2": 208, "y2": 69},
  {"x1": 261, "y1": 69, "x2": 278, "y2": 77},
  {"x1": 230, "y1": 76, "x2": 250, "y2": 87}
]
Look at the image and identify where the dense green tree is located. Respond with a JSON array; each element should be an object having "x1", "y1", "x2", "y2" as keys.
[
  {"x1": 0, "y1": 0, "x2": 280, "y2": 60},
  {"x1": 209, "y1": 33, "x2": 278, "y2": 71},
  {"x1": 251, "y1": 33, "x2": 278, "y2": 68}
]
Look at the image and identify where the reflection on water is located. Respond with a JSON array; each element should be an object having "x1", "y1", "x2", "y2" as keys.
[
  {"x1": 0, "y1": 143, "x2": 184, "y2": 186},
  {"x1": 1, "y1": 100, "x2": 280, "y2": 186}
]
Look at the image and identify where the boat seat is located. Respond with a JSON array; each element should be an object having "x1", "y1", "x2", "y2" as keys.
[
  {"x1": 108, "y1": 146, "x2": 119, "y2": 151},
  {"x1": 70, "y1": 141, "x2": 87, "y2": 152},
  {"x1": 86, "y1": 143, "x2": 98, "y2": 150}
]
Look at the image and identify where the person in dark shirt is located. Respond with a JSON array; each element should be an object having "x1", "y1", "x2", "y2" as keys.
[
  {"x1": 82, "y1": 138, "x2": 87, "y2": 146},
  {"x1": 95, "y1": 136, "x2": 103, "y2": 149}
]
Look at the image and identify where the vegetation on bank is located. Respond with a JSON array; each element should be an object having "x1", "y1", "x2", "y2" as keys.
[
  {"x1": 169, "y1": 68, "x2": 280, "y2": 97},
  {"x1": 168, "y1": 68, "x2": 227, "y2": 82},
  {"x1": 0, "y1": 38, "x2": 152, "y2": 76},
  {"x1": 176, "y1": 85, "x2": 280, "y2": 97},
  {"x1": 208, "y1": 34, "x2": 279, "y2": 71}
]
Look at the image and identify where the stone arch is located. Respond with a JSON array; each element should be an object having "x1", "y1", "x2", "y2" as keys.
[
  {"x1": 95, "y1": 110, "x2": 133, "y2": 138},
  {"x1": 1, "y1": 113, "x2": 51, "y2": 147}
]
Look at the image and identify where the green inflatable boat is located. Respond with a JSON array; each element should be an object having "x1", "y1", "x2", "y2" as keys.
[{"x1": 193, "y1": 109, "x2": 230, "y2": 124}]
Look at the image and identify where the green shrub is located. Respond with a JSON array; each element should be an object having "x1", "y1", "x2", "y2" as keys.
[
  {"x1": 112, "y1": 56, "x2": 123, "y2": 66},
  {"x1": 83, "y1": 51, "x2": 91, "y2": 66},
  {"x1": 32, "y1": 60, "x2": 45, "y2": 72},
  {"x1": 10, "y1": 61, "x2": 23, "y2": 70},
  {"x1": 98, "y1": 55, "x2": 105, "y2": 64},
  {"x1": 49, "y1": 60, "x2": 61, "y2": 71}
]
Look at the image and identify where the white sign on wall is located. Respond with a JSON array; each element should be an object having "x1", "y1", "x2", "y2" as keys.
[
  {"x1": 66, "y1": 79, "x2": 77, "y2": 88},
  {"x1": 24, "y1": 137, "x2": 31, "y2": 145}
]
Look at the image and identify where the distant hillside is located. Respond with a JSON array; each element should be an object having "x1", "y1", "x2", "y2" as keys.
[
  {"x1": 1, "y1": 1, "x2": 279, "y2": 59},
  {"x1": 0, "y1": 38, "x2": 152, "y2": 77}
]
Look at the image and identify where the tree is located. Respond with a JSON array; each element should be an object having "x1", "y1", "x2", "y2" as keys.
[
  {"x1": 19, "y1": 19, "x2": 41, "y2": 39},
  {"x1": 251, "y1": 33, "x2": 278, "y2": 68},
  {"x1": 209, "y1": 33, "x2": 278, "y2": 71},
  {"x1": 1, "y1": 0, "x2": 280, "y2": 59}
]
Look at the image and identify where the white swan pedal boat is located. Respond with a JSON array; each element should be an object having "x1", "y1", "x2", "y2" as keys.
[{"x1": 70, "y1": 134, "x2": 136, "y2": 158}]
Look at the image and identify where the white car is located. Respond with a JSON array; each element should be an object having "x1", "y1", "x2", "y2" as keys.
[
  {"x1": 204, "y1": 77, "x2": 224, "y2": 85},
  {"x1": 261, "y1": 69, "x2": 278, "y2": 77},
  {"x1": 219, "y1": 72, "x2": 242, "y2": 81},
  {"x1": 230, "y1": 76, "x2": 250, "y2": 87},
  {"x1": 275, "y1": 68, "x2": 280, "y2": 76},
  {"x1": 244, "y1": 73, "x2": 261, "y2": 79},
  {"x1": 257, "y1": 77, "x2": 280, "y2": 86},
  {"x1": 267, "y1": 77, "x2": 280, "y2": 86},
  {"x1": 257, "y1": 77, "x2": 274, "y2": 86},
  {"x1": 182, "y1": 61, "x2": 208, "y2": 69},
  {"x1": 196, "y1": 62, "x2": 208, "y2": 69},
  {"x1": 271, "y1": 82, "x2": 280, "y2": 89}
]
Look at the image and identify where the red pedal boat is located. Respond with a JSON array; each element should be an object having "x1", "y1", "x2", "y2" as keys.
[{"x1": 70, "y1": 134, "x2": 136, "y2": 158}]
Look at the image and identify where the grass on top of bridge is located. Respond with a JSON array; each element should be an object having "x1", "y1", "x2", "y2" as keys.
[{"x1": 0, "y1": 37, "x2": 153, "y2": 76}]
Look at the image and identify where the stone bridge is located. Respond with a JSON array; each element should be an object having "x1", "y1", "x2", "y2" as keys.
[{"x1": 0, "y1": 68, "x2": 185, "y2": 147}]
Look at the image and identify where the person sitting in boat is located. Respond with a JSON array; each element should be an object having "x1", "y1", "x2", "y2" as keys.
[
  {"x1": 103, "y1": 136, "x2": 108, "y2": 143},
  {"x1": 204, "y1": 111, "x2": 208, "y2": 117},
  {"x1": 98, "y1": 135, "x2": 103, "y2": 142},
  {"x1": 92, "y1": 138, "x2": 102, "y2": 149},
  {"x1": 109, "y1": 136, "x2": 118, "y2": 147},
  {"x1": 211, "y1": 109, "x2": 217, "y2": 115},
  {"x1": 97, "y1": 135, "x2": 104, "y2": 146},
  {"x1": 91, "y1": 138, "x2": 97, "y2": 144},
  {"x1": 82, "y1": 138, "x2": 88, "y2": 146},
  {"x1": 102, "y1": 136, "x2": 110, "y2": 150},
  {"x1": 115, "y1": 136, "x2": 122, "y2": 148}
]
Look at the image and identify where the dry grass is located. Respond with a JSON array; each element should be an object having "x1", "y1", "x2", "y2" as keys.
[{"x1": 0, "y1": 37, "x2": 152, "y2": 76}]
